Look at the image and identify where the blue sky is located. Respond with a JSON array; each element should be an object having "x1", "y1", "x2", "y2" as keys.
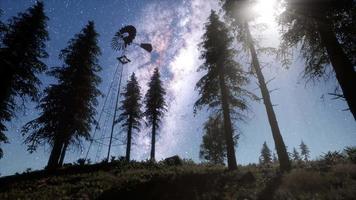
[{"x1": 0, "y1": 0, "x2": 355, "y2": 176}]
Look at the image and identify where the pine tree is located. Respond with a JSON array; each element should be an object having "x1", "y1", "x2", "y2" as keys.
[
  {"x1": 292, "y1": 147, "x2": 301, "y2": 162},
  {"x1": 299, "y1": 141, "x2": 310, "y2": 162},
  {"x1": 222, "y1": 0, "x2": 291, "y2": 172},
  {"x1": 272, "y1": 152, "x2": 278, "y2": 163},
  {"x1": 260, "y1": 142, "x2": 272, "y2": 165},
  {"x1": 0, "y1": 9, "x2": 7, "y2": 43},
  {"x1": 22, "y1": 21, "x2": 101, "y2": 169},
  {"x1": 0, "y1": 2, "x2": 48, "y2": 159},
  {"x1": 194, "y1": 11, "x2": 254, "y2": 170},
  {"x1": 199, "y1": 114, "x2": 229, "y2": 165},
  {"x1": 279, "y1": 0, "x2": 356, "y2": 119},
  {"x1": 117, "y1": 73, "x2": 142, "y2": 161},
  {"x1": 144, "y1": 68, "x2": 166, "y2": 161}
]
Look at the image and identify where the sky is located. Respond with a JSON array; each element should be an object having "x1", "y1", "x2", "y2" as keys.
[{"x1": 0, "y1": 0, "x2": 355, "y2": 176}]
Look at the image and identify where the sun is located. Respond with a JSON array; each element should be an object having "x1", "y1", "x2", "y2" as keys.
[{"x1": 252, "y1": 0, "x2": 278, "y2": 25}]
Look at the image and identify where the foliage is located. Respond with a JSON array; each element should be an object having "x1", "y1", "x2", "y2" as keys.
[
  {"x1": 321, "y1": 151, "x2": 345, "y2": 166},
  {"x1": 275, "y1": 166, "x2": 356, "y2": 199},
  {"x1": 195, "y1": 10, "x2": 254, "y2": 170},
  {"x1": 2, "y1": 159, "x2": 355, "y2": 199},
  {"x1": 0, "y1": 2, "x2": 48, "y2": 159},
  {"x1": 299, "y1": 141, "x2": 310, "y2": 161},
  {"x1": 291, "y1": 147, "x2": 301, "y2": 162},
  {"x1": 21, "y1": 21, "x2": 101, "y2": 168},
  {"x1": 279, "y1": 0, "x2": 356, "y2": 77},
  {"x1": 144, "y1": 68, "x2": 167, "y2": 161},
  {"x1": 199, "y1": 114, "x2": 228, "y2": 165},
  {"x1": 117, "y1": 73, "x2": 142, "y2": 161},
  {"x1": 344, "y1": 146, "x2": 356, "y2": 164},
  {"x1": 194, "y1": 11, "x2": 252, "y2": 119},
  {"x1": 222, "y1": 0, "x2": 292, "y2": 173},
  {"x1": 144, "y1": 68, "x2": 167, "y2": 129},
  {"x1": 259, "y1": 142, "x2": 272, "y2": 165}
]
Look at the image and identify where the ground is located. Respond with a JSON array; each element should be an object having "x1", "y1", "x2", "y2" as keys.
[{"x1": 0, "y1": 158, "x2": 356, "y2": 199}]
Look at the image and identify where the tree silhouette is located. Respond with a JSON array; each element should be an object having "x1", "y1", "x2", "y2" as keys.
[
  {"x1": 195, "y1": 11, "x2": 254, "y2": 170},
  {"x1": 0, "y1": 9, "x2": 7, "y2": 42},
  {"x1": 272, "y1": 152, "x2": 278, "y2": 163},
  {"x1": 299, "y1": 140, "x2": 310, "y2": 161},
  {"x1": 292, "y1": 147, "x2": 301, "y2": 162},
  {"x1": 22, "y1": 21, "x2": 101, "y2": 170},
  {"x1": 222, "y1": 0, "x2": 291, "y2": 172},
  {"x1": 144, "y1": 68, "x2": 166, "y2": 161},
  {"x1": 117, "y1": 73, "x2": 142, "y2": 161},
  {"x1": 260, "y1": 141, "x2": 272, "y2": 165},
  {"x1": 0, "y1": 2, "x2": 48, "y2": 159},
  {"x1": 279, "y1": 0, "x2": 356, "y2": 120},
  {"x1": 199, "y1": 114, "x2": 233, "y2": 165}
]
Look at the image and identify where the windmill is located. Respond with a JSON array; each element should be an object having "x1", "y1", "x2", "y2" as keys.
[
  {"x1": 106, "y1": 25, "x2": 153, "y2": 161},
  {"x1": 84, "y1": 25, "x2": 152, "y2": 163},
  {"x1": 111, "y1": 25, "x2": 153, "y2": 64}
]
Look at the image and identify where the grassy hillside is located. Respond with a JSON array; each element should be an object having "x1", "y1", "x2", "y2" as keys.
[{"x1": 1, "y1": 157, "x2": 356, "y2": 199}]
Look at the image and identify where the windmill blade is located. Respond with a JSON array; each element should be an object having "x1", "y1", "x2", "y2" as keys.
[
  {"x1": 140, "y1": 43, "x2": 153, "y2": 53},
  {"x1": 111, "y1": 35, "x2": 124, "y2": 51}
]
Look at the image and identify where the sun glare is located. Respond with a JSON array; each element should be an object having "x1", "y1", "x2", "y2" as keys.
[{"x1": 253, "y1": 0, "x2": 278, "y2": 25}]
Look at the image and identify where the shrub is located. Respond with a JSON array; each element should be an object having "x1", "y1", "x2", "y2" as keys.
[
  {"x1": 344, "y1": 146, "x2": 356, "y2": 164},
  {"x1": 321, "y1": 151, "x2": 345, "y2": 165}
]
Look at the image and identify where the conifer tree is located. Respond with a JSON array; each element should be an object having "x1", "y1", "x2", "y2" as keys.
[
  {"x1": 280, "y1": 0, "x2": 356, "y2": 119},
  {"x1": 222, "y1": 0, "x2": 291, "y2": 172},
  {"x1": 272, "y1": 152, "x2": 278, "y2": 163},
  {"x1": 0, "y1": 2, "x2": 48, "y2": 159},
  {"x1": 0, "y1": 9, "x2": 7, "y2": 42},
  {"x1": 195, "y1": 11, "x2": 254, "y2": 170},
  {"x1": 260, "y1": 141, "x2": 272, "y2": 165},
  {"x1": 292, "y1": 147, "x2": 301, "y2": 162},
  {"x1": 144, "y1": 68, "x2": 166, "y2": 161},
  {"x1": 117, "y1": 73, "x2": 142, "y2": 161},
  {"x1": 22, "y1": 21, "x2": 101, "y2": 169},
  {"x1": 299, "y1": 140, "x2": 310, "y2": 161},
  {"x1": 199, "y1": 114, "x2": 232, "y2": 165}
]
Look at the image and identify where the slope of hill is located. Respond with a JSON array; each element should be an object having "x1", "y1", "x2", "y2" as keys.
[{"x1": 1, "y1": 158, "x2": 356, "y2": 199}]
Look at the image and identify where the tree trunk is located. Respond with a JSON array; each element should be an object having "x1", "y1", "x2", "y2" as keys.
[
  {"x1": 218, "y1": 65, "x2": 238, "y2": 170},
  {"x1": 46, "y1": 138, "x2": 63, "y2": 170},
  {"x1": 58, "y1": 141, "x2": 68, "y2": 167},
  {"x1": 317, "y1": 18, "x2": 356, "y2": 120},
  {"x1": 245, "y1": 22, "x2": 291, "y2": 172},
  {"x1": 126, "y1": 120, "x2": 132, "y2": 162},
  {"x1": 150, "y1": 118, "x2": 156, "y2": 161}
]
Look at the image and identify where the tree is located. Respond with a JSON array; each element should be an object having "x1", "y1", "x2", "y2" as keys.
[
  {"x1": 222, "y1": 0, "x2": 291, "y2": 172},
  {"x1": 260, "y1": 141, "x2": 272, "y2": 165},
  {"x1": 292, "y1": 147, "x2": 301, "y2": 162},
  {"x1": 0, "y1": 9, "x2": 7, "y2": 43},
  {"x1": 272, "y1": 152, "x2": 278, "y2": 163},
  {"x1": 144, "y1": 68, "x2": 166, "y2": 161},
  {"x1": 199, "y1": 114, "x2": 235, "y2": 165},
  {"x1": 22, "y1": 21, "x2": 101, "y2": 170},
  {"x1": 117, "y1": 73, "x2": 142, "y2": 161},
  {"x1": 299, "y1": 140, "x2": 310, "y2": 161},
  {"x1": 195, "y1": 11, "x2": 254, "y2": 170},
  {"x1": 0, "y1": 2, "x2": 48, "y2": 159},
  {"x1": 279, "y1": 0, "x2": 356, "y2": 120}
]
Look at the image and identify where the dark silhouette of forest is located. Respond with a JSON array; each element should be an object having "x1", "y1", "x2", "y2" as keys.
[{"x1": 0, "y1": 0, "x2": 356, "y2": 199}]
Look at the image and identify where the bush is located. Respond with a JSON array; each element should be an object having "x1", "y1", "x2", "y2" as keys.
[
  {"x1": 321, "y1": 151, "x2": 345, "y2": 165},
  {"x1": 275, "y1": 169, "x2": 329, "y2": 199},
  {"x1": 344, "y1": 146, "x2": 356, "y2": 164}
]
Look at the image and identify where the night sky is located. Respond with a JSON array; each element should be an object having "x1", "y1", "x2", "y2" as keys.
[{"x1": 0, "y1": 0, "x2": 355, "y2": 176}]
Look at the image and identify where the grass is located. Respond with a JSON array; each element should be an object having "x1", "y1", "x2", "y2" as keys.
[{"x1": 0, "y1": 158, "x2": 356, "y2": 199}]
